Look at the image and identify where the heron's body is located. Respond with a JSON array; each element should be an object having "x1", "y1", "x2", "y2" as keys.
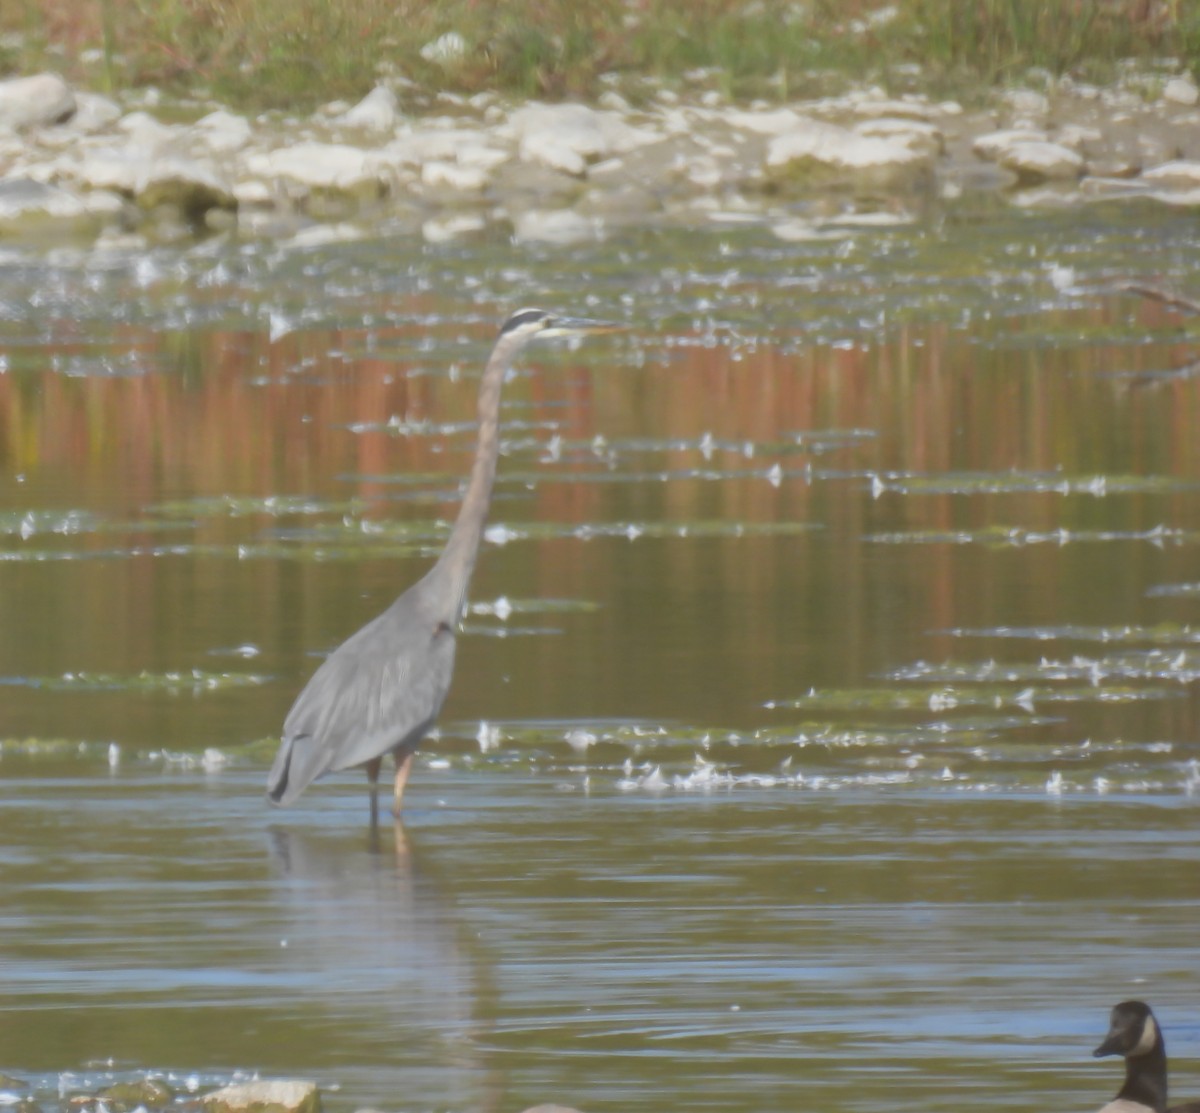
[
  {"x1": 1094, "y1": 1001, "x2": 1200, "y2": 1113},
  {"x1": 267, "y1": 576, "x2": 456, "y2": 806},
  {"x1": 266, "y1": 308, "x2": 621, "y2": 815}
]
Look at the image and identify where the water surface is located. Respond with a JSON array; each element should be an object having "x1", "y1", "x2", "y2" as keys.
[{"x1": 2, "y1": 203, "x2": 1199, "y2": 1112}]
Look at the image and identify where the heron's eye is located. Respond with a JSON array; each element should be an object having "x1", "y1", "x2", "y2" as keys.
[{"x1": 433, "y1": 621, "x2": 453, "y2": 637}]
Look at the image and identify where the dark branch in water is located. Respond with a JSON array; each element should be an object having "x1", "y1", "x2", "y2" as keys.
[{"x1": 1121, "y1": 282, "x2": 1200, "y2": 316}]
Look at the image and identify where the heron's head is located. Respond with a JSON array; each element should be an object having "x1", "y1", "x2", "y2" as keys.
[{"x1": 499, "y1": 307, "x2": 625, "y2": 342}]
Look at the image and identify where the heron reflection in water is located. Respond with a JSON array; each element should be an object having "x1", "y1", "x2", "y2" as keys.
[{"x1": 267, "y1": 309, "x2": 624, "y2": 817}]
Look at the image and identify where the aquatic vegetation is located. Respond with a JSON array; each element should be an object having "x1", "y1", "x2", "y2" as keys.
[
  {"x1": 943, "y1": 623, "x2": 1200, "y2": 645},
  {"x1": 765, "y1": 683, "x2": 1176, "y2": 713},
  {"x1": 0, "y1": 508, "x2": 98, "y2": 537},
  {"x1": 149, "y1": 494, "x2": 369, "y2": 519},
  {"x1": 1, "y1": 669, "x2": 270, "y2": 694},
  {"x1": 887, "y1": 651, "x2": 1200, "y2": 686},
  {"x1": 866, "y1": 524, "x2": 1198, "y2": 547},
  {"x1": 868, "y1": 471, "x2": 1200, "y2": 497}
]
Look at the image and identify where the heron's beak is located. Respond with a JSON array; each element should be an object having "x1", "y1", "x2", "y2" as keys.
[{"x1": 541, "y1": 315, "x2": 626, "y2": 338}]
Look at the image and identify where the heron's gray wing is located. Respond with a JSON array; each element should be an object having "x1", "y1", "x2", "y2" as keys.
[{"x1": 268, "y1": 591, "x2": 456, "y2": 805}]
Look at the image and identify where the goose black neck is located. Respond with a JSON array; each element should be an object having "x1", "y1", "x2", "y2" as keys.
[{"x1": 1118, "y1": 1040, "x2": 1168, "y2": 1113}]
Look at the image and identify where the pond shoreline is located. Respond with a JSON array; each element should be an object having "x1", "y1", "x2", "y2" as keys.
[{"x1": 1, "y1": 67, "x2": 1200, "y2": 251}]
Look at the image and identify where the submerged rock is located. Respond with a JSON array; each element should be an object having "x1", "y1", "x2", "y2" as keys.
[
  {"x1": 0, "y1": 178, "x2": 121, "y2": 235},
  {"x1": 0, "y1": 73, "x2": 75, "y2": 130},
  {"x1": 0, "y1": 177, "x2": 86, "y2": 219},
  {"x1": 99, "y1": 1079, "x2": 173, "y2": 1111},
  {"x1": 134, "y1": 156, "x2": 238, "y2": 221},
  {"x1": 203, "y1": 1080, "x2": 320, "y2": 1113},
  {"x1": 518, "y1": 1107, "x2": 587, "y2": 1113}
]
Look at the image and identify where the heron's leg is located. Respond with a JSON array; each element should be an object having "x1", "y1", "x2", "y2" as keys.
[
  {"x1": 392, "y1": 749, "x2": 414, "y2": 816},
  {"x1": 364, "y1": 757, "x2": 384, "y2": 827}
]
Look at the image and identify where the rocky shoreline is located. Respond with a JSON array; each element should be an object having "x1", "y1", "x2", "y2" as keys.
[
  {"x1": 0, "y1": 68, "x2": 1199, "y2": 248},
  {"x1": 0, "y1": 1074, "x2": 581, "y2": 1113}
]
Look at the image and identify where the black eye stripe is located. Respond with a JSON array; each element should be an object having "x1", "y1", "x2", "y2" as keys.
[{"x1": 501, "y1": 308, "x2": 549, "y2": 333}]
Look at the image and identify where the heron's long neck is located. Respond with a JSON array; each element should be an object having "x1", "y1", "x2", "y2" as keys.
[
  {"x1": 432, "y1": 339, "x2": 512, "y2": 620},
  {"x1": 1119, "y1": 1041, "x2": 1168, "y2": 1112}
]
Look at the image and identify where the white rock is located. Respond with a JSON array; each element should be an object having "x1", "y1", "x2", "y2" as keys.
[
  {"x1": 233, "y1": 179, "x2": 274, "y2": 206},
  {"x1": 511, "y1": 208, "x2": 600, "y2": 244},
  {"x1": 82, "y1": 190, "x2": 126, "y2": 217},
  {"x1": 509, "y1": 102, "x2": 609, "y2": 176},
  {"x1": 687, "y1": 157, "x2": 723, "y2": 188},
  {"x1": 518, "y1": 1106, "x2": 586, "y2": 1113},
  {"x1": 192, "y1": 109, "x2": 253, "y2": 152},
  {"x1": 1003, "y1": 88, "x2": 1050, "y2": 119},
  {"x1": 67, "y1": 92, "x2": 122, "y2": 134},
  {"x1": 248, "y1": 142, "x2": 387, "y2": 193},
  {"x1": 117, "y1": 110, "x2": 179, "y2": 149},
  {"x1": 203, "y1": 1080, "x2": 318, "y2": 1113},
  {"x1": 393, "y1": 130, "x2": 509, "y2": 175},
  {"x1": 421, "y1": 160, "x2": 488, "y2": 191},
  {"x1": 286, "y1": 223, "x2": 365, "y2": 248},
  {"x1": 338, "y1": 85, "x2": 399, "y2": 131},
  {"x1": 725, "y1": 107, "x2": 808, "y2": 136},
  {"x1": 853, "y1": 117, "x2": 943, "y2": 155},
  {"x1": 0, "y1": 73, "x2": 75, "y2": 129},
  {"x1": 421, "y1": 31, "x2": 467, "y2": 64},
  {"x1": 769, "y1": 217, "x2": 850, "y2": 242},
  {"x1": 598, "y1": 90, "x2": 631, "y2": 113},
  {"x1": 1147, "y1": 188, "x2": 1200, "y2": 207},
  {"x1": 994, "y1": 140, "x2": 1084, "y2": 182},
  {"x1": 455, "y1": 143, "x2": 510, "y2": 172},
  {"x1": 1163, "y1": 76, "x2": 1199, "y2": 106},
  {"x1": 766, "y1": 120, "x2": 931, "y2": 173},
  {"x1": 1142, "y1": 160, "x2": 1200, "y2": 188},
  {"x1": 135, "y1": 157, "x2": 236, "y2": 214},
  {"x1": 422, "y1": 213, "x2": 486, "y2": 243},
  {"x1": 73, "y1": 145, "x2": 156, "y2": 193},
  {"x1": 595, "y1": 111, "x2": 660, "y2": 154},
  {"x1": 827, "y1": 210, "x2": 915, "y2": 227},
  {"x1": 0, "y1": 178, "x2": 88, "y2": 221},
  {"x1": 1056, "y1": 124, "x2": 1102, "y2": 152},
  {"x1": 844, "y1": 96, "x2": 937, "y2": 121},
  {"x1": 972, "y1": 128, "x2": 1049, "y2": 160}
]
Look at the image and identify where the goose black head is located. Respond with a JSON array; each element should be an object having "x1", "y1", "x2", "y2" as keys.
[{"x1": 1095, "y1": 1001, "x2": 1162, "y2": 1060}]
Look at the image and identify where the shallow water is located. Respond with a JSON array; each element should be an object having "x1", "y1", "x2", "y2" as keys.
[{"x1": 2, "y1": 203, "x2": 1200, "y2": 1112}]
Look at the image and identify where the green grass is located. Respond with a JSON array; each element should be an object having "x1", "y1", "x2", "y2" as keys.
[{"x1": 1, "y1": 0, "x2": 1198, "y2": 111}]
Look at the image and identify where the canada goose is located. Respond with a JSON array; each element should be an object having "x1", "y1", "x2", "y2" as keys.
[{"x1": 1094, "y1": 1000, "x2": 1200, "y2": 1113}]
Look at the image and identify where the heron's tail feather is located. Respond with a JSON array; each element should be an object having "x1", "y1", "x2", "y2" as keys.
[
  {"x1": 266, "y1": 732, "x2": 329, "y2": 806},
  {"x1": 266, "y1": 735, "x2": 295, "y2": 805}
]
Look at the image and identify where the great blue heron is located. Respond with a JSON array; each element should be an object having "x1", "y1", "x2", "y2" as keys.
[{"x1": 267, "y1": 308, "x2": 622, "y2": 816}]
